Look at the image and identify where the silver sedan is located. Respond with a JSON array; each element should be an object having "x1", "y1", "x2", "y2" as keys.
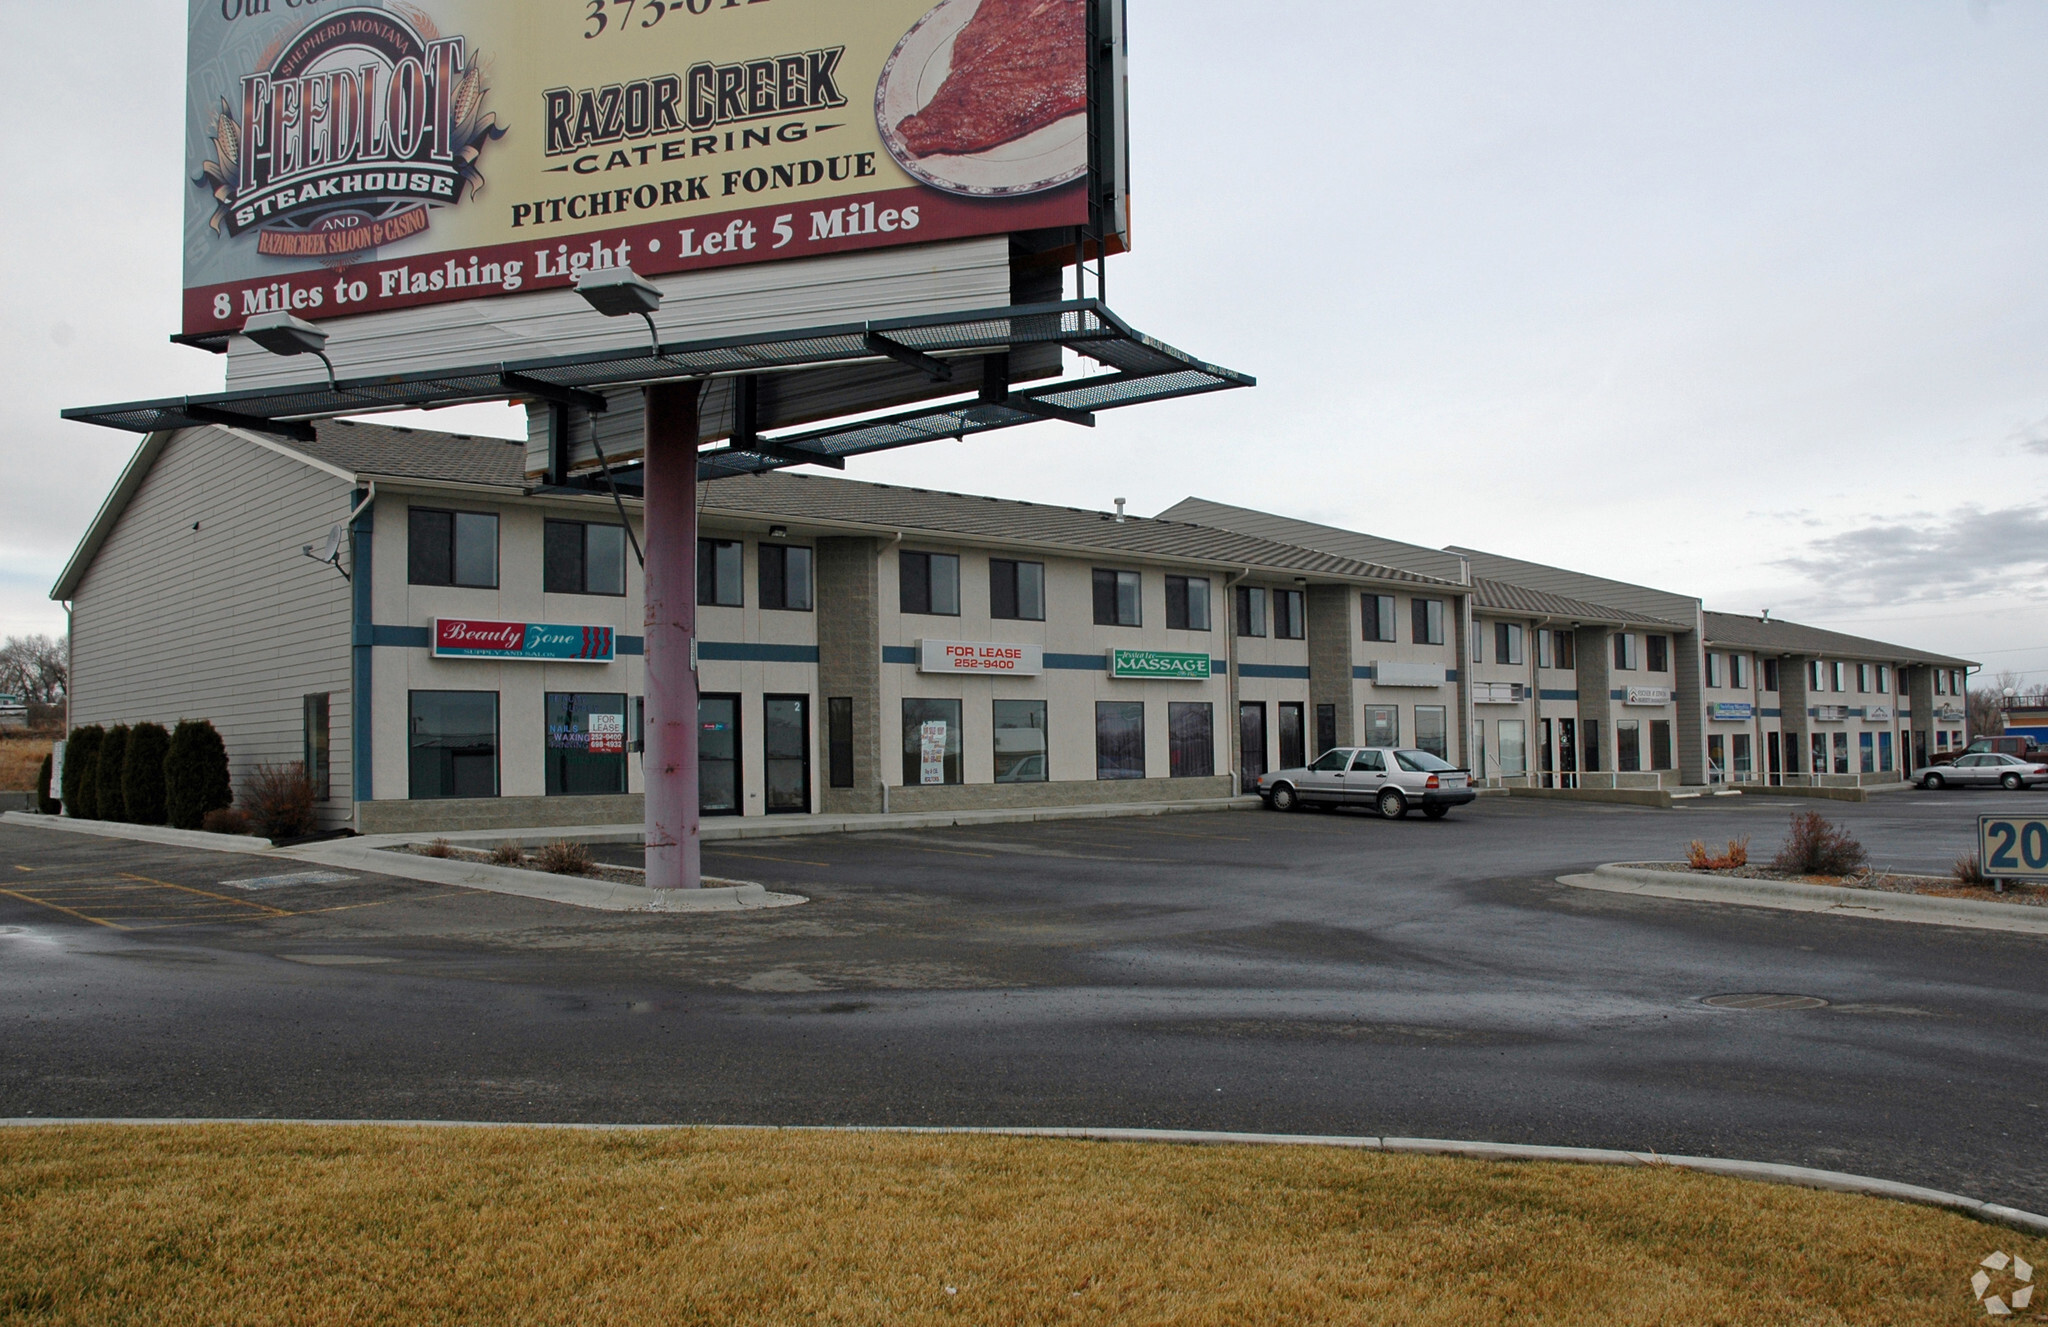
[
  {"x1": 1915, "y1": 752, "x2": 2048, "y2": 791},
  {"x1": 1257, "y1": 747, "x2": 1477, "y2": 819}
]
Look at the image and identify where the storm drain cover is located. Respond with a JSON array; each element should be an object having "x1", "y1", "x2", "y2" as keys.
[{"x1": 1702, "y1": 993, "x2": 1830, "y2": 1011}]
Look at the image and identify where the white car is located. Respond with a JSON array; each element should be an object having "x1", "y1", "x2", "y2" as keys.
[
  {"x1": 1257, "y1": 747, "x2": 1476, "y2": 820},
  {"x1": 1915, "y1": 752, "x2": 2048, "y2": 791}
]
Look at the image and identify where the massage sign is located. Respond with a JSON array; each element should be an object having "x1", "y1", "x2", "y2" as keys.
[{"x1": 183, "y1": 0, "x2": 1101, "y2": 336}]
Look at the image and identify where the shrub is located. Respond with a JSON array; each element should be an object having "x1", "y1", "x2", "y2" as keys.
[
  {"x1": 1772, "y1": 811, "x2": 1868, "y2": 877},
  {"x1": 61, "y1": 725, "x2": 102, "y2": 819},
  {"x1": 422, "y1": 838, "x2": 454, "y2": 859},
  {"x1": 95, "y1": 725, "x2": 130, "y2": 823},
  {"x1": 121, "y1": 722, "x2": 170, "y2": 826},
  {"x1": 1685, "y1": 837, "x2": 1750, "y2": 871},
  {"x1": 534, "y1": 840, "x2": 595, "y2": 876},
  {"x1": 164, "y1": 720, "x2": 231, "y2": 831},
  {"x1": 1954, "y1": 852, "x2": 1987, "y2": 887},
  {"x1": 201, "y1": 806, "x2": 251, "y2": 835},
  {"x1": 243, "y1": 762, "x2": 316, "y2": 841},
  {"x1": 36, "y1": 753, "x2": 59, "y2": 814},
  {"x1": 489, "y1": 842, "x2": 527, "y2": 866}
]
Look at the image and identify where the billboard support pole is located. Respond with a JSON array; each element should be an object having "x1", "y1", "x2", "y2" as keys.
[{"x1": 643, "y1": 380, "x2": 703, "y2": 891}]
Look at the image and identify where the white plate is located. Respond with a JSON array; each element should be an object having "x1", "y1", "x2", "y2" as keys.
[{"x1": 875, "y1": 0, "x2": 1088, "y2": 199}]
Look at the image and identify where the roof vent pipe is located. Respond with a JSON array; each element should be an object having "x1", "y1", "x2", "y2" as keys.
[{"x1": 1114, "y1": 498, "x2": 1127, "y2": 523}]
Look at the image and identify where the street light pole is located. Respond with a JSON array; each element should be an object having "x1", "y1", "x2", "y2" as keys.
[{"x1": 643, "y1": 380, "x2": 703, "y2": 890}]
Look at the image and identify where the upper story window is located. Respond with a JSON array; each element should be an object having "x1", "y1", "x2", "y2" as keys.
[
  {"x1": 1705, "y1": 652, "x2": 1722, "y2": 688},
  {"x1": 1877, "y1": 665, "x2": 1891, "y2": 693},
  {"x1": 1831, "y1": 661, "x2": 1846, "y2": 692},
  {"x1": 1810, "y1": 659, "x2": 1825, "y2": 691},
  {"x1": 1857, "y1": 663, "x2": 1872, "y2": 693},
  {"x1": 1495, "y1": 622, "x2": 1524, "y2": 666},
  {"x1": 990, "y1": 559, "x2": 1045, "y2": 622},
  {"x1": 1165, "y1": 575, "x2": 1211, "y2": 631},
  {"x1": 1549, "y1": 630, "x2": 1576, "y2": 671},
  {"x1": 1363, "y1": 593, "x2": 1396, "y2": 643},
  {"x1": 759, "y1": 544, "x2": 813, "y2": 612},
  {"x1": 1763, "y1": 659, "x2": 1780, "y2": 692},
  {"x1": 1273, "y1": 589, "x2": 1304, "y2": 640},
  {"x1": 698, "y1": 539, "x2": 743, "y2": 607},
  {"x1": 544, "y1": 520, "x2": 626, "y2": 597},
  {"x1": 408, "y1": 508, "x2": 498, "y2": 588},
  {"x1": 900, "y1": 551, "x2": 961, "y2": 617},
  {"x1": 1935, "y1": 668, "x2": 1947, "y2": 695},
  {"x1": 1234, "y1": 585, "x2": 1267, "y2": 638},
  {"x1": 1093, "y1": 568, "x2": 1141, "y2": 627},
  {"x1": 1731, "y1": 654, "x2": 1748, "y2": 689},
  {"x1": 1647, "y1": 634, "x2": 1669, "y2": 672},
  {"x1": 1613, "y1": 633, "x2": 1638, "y2": 671},
  {"x1": 1412, "y1": 598, "x2": 1444, "y2": 646}
]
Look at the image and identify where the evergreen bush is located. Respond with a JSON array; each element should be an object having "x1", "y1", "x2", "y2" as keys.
[
  {"x1": 122, "y1": 722, "x2": 170, "y2": 826},
  {"x1": 36, "y1": 753, "x2": 60, "y2": 814},
  {"x1": 95, "y1": 725, "x2": 130, "y2": 823},
  {"x1": 164, "y1": 720, "x2": 232, "y2": 831},
  {"x1": 62, "y1": 725, "x2": 103, "y2": 819}
]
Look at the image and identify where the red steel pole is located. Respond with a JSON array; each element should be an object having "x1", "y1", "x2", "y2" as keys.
[{"x1": 643, "y1": 380, "x2": 703, "y2": 889}]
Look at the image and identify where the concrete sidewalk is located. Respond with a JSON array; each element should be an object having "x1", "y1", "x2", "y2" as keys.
[{"x1": 1560, "y1": 862, "x2": 2048, "y2": 937}]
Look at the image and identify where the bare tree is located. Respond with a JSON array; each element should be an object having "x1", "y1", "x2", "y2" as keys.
[
  {"x1": 1968, "y1": 673, "x2": 2007, "y2": 738},
  {"x1": 0, "y1": 635, "x2": 66, "y2": 707}
]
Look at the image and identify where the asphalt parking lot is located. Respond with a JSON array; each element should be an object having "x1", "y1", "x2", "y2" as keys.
[{"x1": 3, "y1": 788, "x2": 2046, "y2": 1210}]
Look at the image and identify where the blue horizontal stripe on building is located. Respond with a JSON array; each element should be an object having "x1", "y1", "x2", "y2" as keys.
[
  {"x1": 366, "y1": 627, "x2": 818, "y2": 665},
  {"x1": 1539, "y1": 689, "x2": 1578, "y2": 701},
  {"x1": 1237, "y1": 664, "x2": 1312, "y2": 680}
]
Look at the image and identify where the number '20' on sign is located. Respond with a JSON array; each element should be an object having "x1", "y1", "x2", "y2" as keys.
[{"x1": 1979, "y1": 815, "x2": 2048, "y2": 878}]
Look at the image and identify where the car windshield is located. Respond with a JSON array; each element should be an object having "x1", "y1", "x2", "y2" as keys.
[{"x1": 1394, "y1": 750, "x2": 1457, "y2": 773}]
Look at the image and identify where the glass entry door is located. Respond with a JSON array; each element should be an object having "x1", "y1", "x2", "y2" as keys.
[
  {"x1": 1277, "y1": 702, "x2": 1306, "y2": 771},
  {"x1": 1238, "y1": 702, "x2": 1267, "y2": 788},
  {"x1": 763, "y1": 695, "x2": 811, "y2": 815},
  {"x1": 700, "y1": 694, "x2": 741, "y2": 816},
  {"x1": 1556, "y1": 718, "x2": 1578, "y2": 789}
]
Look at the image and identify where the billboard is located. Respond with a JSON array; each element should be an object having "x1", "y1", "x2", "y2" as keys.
[{"x1": 183, "y1": 0, "x2": 1115, "y2": 338}]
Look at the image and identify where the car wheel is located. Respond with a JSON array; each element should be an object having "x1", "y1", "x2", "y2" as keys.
[
  {"x1": 1423, "y1": 805, "x2": 1450, "y2": 820},
  {"x1": 2003, "y1": 773, "x2": 2024, "y2": 790},
  {"x1": 1377, "y1": 788, "x2": 1408, "y2": 820},
  {"x1": 1269, "y1": 784, "x2": 1299, "y2": 812},
  {"x1": 1922, "y1": 773, "x2": 1945, "y2": 790}
]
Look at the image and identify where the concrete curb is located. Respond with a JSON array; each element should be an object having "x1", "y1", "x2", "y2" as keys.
[
  {"x1": 1, "y1": 811, "x2": 275, "y2": 853},
  {"x1": 274, "y1": 838, "x2": 805, "y2": 913},
  {"x1": 1506, "y1": 787, "x2": 1673, "y2": 809},
  {"x1": 1561, "y1": 863, "x2": 2048, "y2": 937},
  {"x1": 1, "y1": 1118, "x2": 2041, "y2": 1236}
]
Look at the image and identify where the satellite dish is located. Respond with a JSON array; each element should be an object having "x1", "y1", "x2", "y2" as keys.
[{"x1": 321, "y1": 525, "x2": 345, "y2": 563}]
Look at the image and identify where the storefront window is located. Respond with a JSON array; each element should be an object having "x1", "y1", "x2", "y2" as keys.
[
  {"x1": 828, "y1": 698, "x2": 855, "y2": 789},
  {"x1": 1170, "y1": 703, "x2": 1214, "y2": 778},
  {"x1": 1095, "y1": 702, "x2": 1146, "y2": 780},
  {"x1": 1859, "y1": 731, "x2": 1875, "y2": 774},
  {"x1": 1733, "y1": 733, "x2": 1752, "y2": 780},
  {"x1": 1811, "y1": 733, "x2": 1826, "y2": 777},
  {"x1": 700, "y1": 695, "x2": 741, "y2": 814},
  {"x1": 546, "y1": 692, "x2": 627, "y2": 796},
  {"x1": 1707, "y1": 733, "x2": 1725, "y2": 783},
  {"x1": 1498, "y1": 719, "x2": 1527, "y2": 776},
  {"x1": 1364, "y1": 705, "x2": 1399, "y2": 748},
  {"x1": 409, "y1": 691, "x2": 498, "y2": 800},
  {"x1": 1879, "y1": 731, "x2": 1893, "y2": 772},
  {"x1": 1617, "y1": 720, "x2": 1641, "y2": 772},
  {"x1": 1833, "y1": 731, "x2": 1851, "y2": 775},
  {"x1": 903, "y1": 699, "x2": 963, "y2": 786},
  {"x1": 1651, "y1": 720, "x2": 1674, "y2": 772},
  {"x1": 1415, "y1": 706, "x2": 1448, "y2": 761},
  {"x1": 993, "y1": 700, "x2": 1048, "y2": 783},
  {"x1": 303, "y1": 694, "x2": 330, "y2": 802}
]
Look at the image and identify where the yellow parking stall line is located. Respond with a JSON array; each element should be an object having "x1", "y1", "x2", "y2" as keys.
[
  {"x1": 1117, "y1": 826, "x2": 1251, "y2": 842},
  {"x1": 116, "y1": 872, "x2": 292, "y2": 917},
  {"x1": 0, "y1": 886, "x2": 131, "y2": 930},
  {"x1": 706, "y1": 848, "x2": 833, "y2": 868}
]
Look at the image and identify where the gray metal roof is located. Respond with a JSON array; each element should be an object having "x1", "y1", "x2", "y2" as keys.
[
  {"x1": 1702, "y1": 611, "x2": 1973, "y2": 668},
  {"x1": 1472, "y1": 578, "x2": 1687, "y2": 629},
  {"x1": 697, "y1": 472, "x2": 1460, "y2": 587},
  {"x1": 289, "y1": 418, "x2": 527, "y2": 486},
  {"x1": 1156, "y1": 497, "x2": 1471, "y2": 583}
]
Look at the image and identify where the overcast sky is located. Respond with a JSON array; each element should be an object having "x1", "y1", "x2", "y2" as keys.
[{"x1": 7, "y1": 2, "x2": 2048, "y2": 684}]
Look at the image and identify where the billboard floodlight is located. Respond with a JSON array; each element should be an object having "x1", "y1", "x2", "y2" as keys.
[
  {"x1": 241, "y1": 311, "x2": 337, "y2": 389},
  {"x1": 574, "y1": 266, "x2": 663, "y2": 354}
]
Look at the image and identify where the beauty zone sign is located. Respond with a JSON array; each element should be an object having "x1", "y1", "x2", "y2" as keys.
[{"x1": 433, "y1": 618, "x2": 616, "y2": 662}]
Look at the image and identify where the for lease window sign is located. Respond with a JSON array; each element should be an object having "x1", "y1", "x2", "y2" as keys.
[{"x1": 919, "y1": 640, "x2": 1043, "y2": 675}]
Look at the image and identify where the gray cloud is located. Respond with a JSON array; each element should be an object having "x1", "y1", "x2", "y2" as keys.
[{"x1": 1775, "y1": 501, "x2": 2048, "y2": 608}]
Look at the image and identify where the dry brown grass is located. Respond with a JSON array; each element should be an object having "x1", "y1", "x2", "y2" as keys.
[
  {"x1": 0, "y1": 735, "x2": 52, "y2": 792},
  {"x1": 0, "y1": 1125, "x2": 2035, "y2": 1325}
]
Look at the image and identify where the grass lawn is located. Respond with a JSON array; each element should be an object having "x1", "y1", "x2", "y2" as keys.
[
  {"x1": 1, "y1": 1126, "x2": 2036, "y2": 1325},
  {"x1": 0, "y1": 736, "x2": 52, "y2": 793}
]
